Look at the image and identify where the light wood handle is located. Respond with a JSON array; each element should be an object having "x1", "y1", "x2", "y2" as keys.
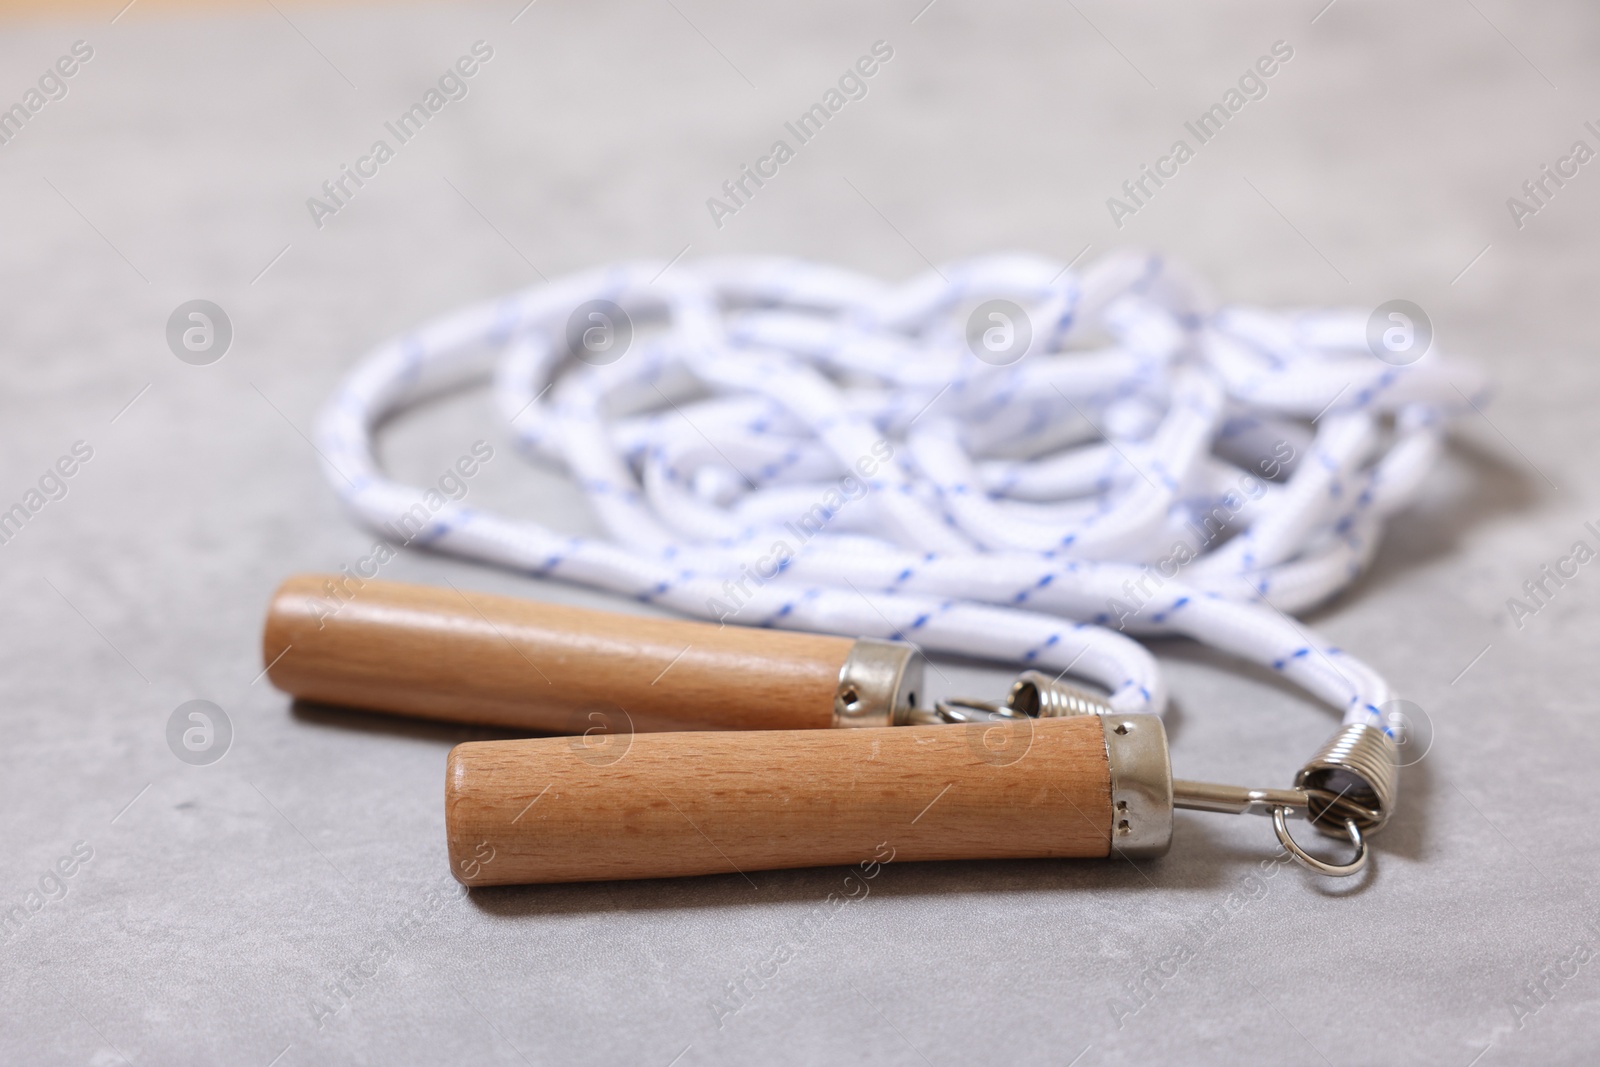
[
  {"x1": 445, "y1": 716, "x2": 1114, "y2": 885},
  {"x1": 263, "y1": 574, "x2": 856, "y2": 733}
]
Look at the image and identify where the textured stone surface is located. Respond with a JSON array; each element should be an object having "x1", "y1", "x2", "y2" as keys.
[{"x1": 1, "y1": 1, "x2": 1597, "y2": 1063}]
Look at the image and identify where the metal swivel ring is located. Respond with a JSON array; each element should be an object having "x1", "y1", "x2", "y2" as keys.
[{"x1": 1271, "y1": 807, "x2": 1367, "y2": 877}]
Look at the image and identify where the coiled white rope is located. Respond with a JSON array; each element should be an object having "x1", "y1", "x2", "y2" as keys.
[{"x1": 316, "y1": 251, "x2": 1487, "y2": 728}]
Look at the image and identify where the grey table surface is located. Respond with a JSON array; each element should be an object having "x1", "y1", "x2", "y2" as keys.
[{"x1": 2, "y1": 0, "x2": 1598, "y2": 1063}]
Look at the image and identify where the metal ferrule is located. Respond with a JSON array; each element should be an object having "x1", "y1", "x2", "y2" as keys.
[
  {"x1": 1099, "y1": 713, "x2": 1173, "y2": 859},
  {"x1": 833, "y1": 638, "x2": 924, "y2": 728}
]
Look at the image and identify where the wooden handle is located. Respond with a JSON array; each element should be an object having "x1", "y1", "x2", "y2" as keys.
[
  {"x1": 263, "y1": 574, "x2": 856, "y2": 733},
  {"x1": 445, "y1": 716, "x2": 1114, "y2": 885}
]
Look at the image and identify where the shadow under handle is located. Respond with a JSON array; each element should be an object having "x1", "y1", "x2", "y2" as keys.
[{"x1": 445, "y1": 714, "x2": 1172, "y2": 886}]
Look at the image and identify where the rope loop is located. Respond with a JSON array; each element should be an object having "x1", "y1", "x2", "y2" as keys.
[{"x1": 317, "y1": 251, "x2": 1487, "y2": 724}]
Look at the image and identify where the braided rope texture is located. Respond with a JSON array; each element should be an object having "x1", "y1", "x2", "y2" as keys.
[{"x1": 316, "y1": 251, "x2": 1488, "y2": 726}]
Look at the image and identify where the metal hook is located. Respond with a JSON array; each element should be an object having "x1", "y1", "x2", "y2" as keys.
[
  {"x1": 913, "y1": 672, "x2": 1115, "y2": 726},
  {"x1": 923, "y1": 697, "x2": 1022, "y2": 724},
  {"x1": 1172, "y1": 778, "x2": 1375, "y2": 877}
]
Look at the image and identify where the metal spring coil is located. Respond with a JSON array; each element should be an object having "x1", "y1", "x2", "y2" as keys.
[
  {"x1": 1294, "y1": 722, "x2": 1400, "y2": 837},
  {"x1": 1007, "y1": 671, "x2": 1116, "y2": 718}
]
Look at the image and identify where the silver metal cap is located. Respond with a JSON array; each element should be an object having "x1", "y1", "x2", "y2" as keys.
[
  {"x1": 1100, "y1": 713, "x2": 1173, "y2": 859},
  {"x1": 833, "y1": 638, "x2": 923, "y2": 728}
]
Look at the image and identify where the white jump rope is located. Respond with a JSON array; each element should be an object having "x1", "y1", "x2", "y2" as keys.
[{"x1": 316, "y1": 251, "x2": 1485, "y2": 736}]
